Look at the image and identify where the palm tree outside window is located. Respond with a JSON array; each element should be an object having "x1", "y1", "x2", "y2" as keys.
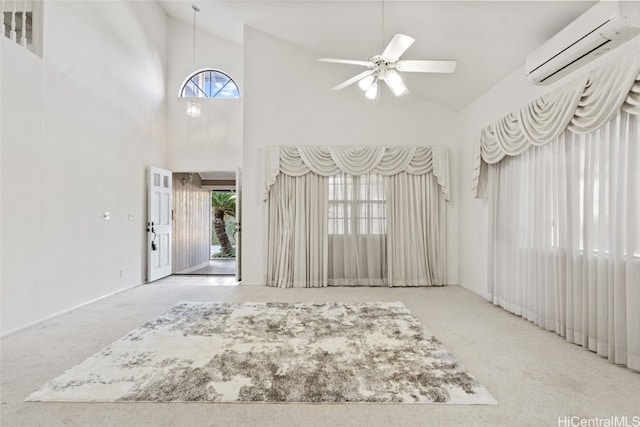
[{"x1": 211, "y1": 192, "x2": 236, "y2": 258}]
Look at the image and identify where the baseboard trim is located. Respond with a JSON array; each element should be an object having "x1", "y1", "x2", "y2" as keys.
[{"x1": 0, "y1": 283, "x2": 143, "y2": 338}]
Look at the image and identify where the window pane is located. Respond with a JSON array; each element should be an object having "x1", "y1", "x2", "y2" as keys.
[
  {"x1": 180, "y1": 70, "x2": 240, "y2": 99},
  {"x1": 328, "y1": 174, "x2": 385, "y2": 235}
]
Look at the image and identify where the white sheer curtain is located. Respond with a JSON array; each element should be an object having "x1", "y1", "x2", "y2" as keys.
[
  {"x1": 388, "y1": 172, "x2": 445, "y2": 286},
  {"x1": 489, "y1": 110, "x2": 639, "y2": 371},
  {"x1": 266, "y1": 173, "x2": 328, "y2": 288},
  {"x1": 328, "y1": 173, "x2": 386, "y2": 286}
]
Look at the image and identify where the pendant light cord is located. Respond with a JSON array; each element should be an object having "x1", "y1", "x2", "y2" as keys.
[{"x1": 192, "y1": 5, "x2": 199, "y2": 66}]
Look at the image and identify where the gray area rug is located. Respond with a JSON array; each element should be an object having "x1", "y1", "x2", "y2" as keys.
[{"x1": 27, "y1": 302, "x2": 496, "y2": 404}]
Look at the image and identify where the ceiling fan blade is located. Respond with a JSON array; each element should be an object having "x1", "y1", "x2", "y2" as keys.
[
  {"x1": 396, "y1": 60, "x2": 457, "y2": 73},
  {"x1": 384, "y1": 70, "x2": 409, "y2": 97},
  {"x1": 331, "y1": 69, "x2": 375, "y2": 91},
  {"x1": 382, "y1": 34, "x2": 415, "y2": 62},
  {"x1": 318, "y1": 58, "x2": 374, "y2": 67}
]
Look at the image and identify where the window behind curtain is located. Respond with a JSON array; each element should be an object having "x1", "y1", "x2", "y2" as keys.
[
  {"x1": 488, "y1": 110, "x2": 639, "y2": 370},
  {"x1": 328, "y1": 174, "x2": 386, "y2": 235},
  {"x1": 328, "y1": 173, "x2": 387, "y2": 286}
]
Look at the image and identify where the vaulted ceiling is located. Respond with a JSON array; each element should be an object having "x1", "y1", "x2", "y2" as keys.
[{"x1": 159, "y1": 1, "x2": 597, "y2": 111}]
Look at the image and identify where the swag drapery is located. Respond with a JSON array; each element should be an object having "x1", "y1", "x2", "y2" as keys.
[
  {"x1": 473, "y1": 49, "x2": 640, "y2": 197},
  {"x1": 476, "y1": 47, "x2": 640, "y2": 372},
  {"x1": 264, "y1": 146, "x2": 449, "y2": 288}
]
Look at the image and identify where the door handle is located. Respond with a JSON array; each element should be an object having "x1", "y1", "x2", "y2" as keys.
[{"x1": 147, "y1": 222, "x2": 158, "y2": 251}]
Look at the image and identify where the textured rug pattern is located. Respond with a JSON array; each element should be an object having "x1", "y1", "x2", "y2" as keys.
[{"x1": 27, "y1": 302, "x2": 496, "y2": 404}]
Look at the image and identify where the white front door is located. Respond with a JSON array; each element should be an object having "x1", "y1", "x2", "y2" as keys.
[
  {"x1": 147, "y1": 167, "x2": 172, "y2": 282},
  {"x1": 235, "y1": 168, "x2": 242, "y2": 282}
]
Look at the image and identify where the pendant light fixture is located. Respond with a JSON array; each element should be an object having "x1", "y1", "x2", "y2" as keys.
[{"x1": 187, "y1": 4, "x2": 201, "y2": 118}]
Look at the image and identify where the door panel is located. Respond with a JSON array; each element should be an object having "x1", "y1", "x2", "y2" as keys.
[
  {"x1": 148, "y1": 167, "x2": 173, "y2": 282},
  {"x1": 235, "y1": 168, "x2": 242, "y2": 282}
]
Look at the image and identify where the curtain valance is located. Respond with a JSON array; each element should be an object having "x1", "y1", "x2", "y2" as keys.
[
  {"x1": 473, "y1": 46, "x2": 640, "y2": 197},
  {"x1": 265, "y1": 145, "x2": 450, "y2": 201}
]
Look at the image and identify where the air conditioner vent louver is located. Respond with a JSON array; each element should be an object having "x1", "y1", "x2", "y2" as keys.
[
  {"x1": 535, "y1": 38, "x2": 612, "y2": 84},
  {"x1": 526, "y1": 1, "x2": 640, "y2": 85}
]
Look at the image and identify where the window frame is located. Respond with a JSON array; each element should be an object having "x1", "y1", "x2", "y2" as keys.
[{"x1": 178, "y1": 68, "x2": 240, "y2": 99}]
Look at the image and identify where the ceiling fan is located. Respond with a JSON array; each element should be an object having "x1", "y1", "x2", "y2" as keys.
[{"x1": 318, "y1": 34, "x2": 457, "y2": 100}]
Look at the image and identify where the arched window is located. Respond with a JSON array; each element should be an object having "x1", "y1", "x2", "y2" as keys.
[{"x1": 179, "y1": 69, "x2": 240, "y2": 99}]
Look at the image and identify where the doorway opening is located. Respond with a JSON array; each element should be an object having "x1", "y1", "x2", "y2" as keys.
[
  {"x1": 208, "y1": 190, "x2": 237, "y2": 274},
  {"x1": 172, "y1": 171, "x2": 240, "y2": 278}
]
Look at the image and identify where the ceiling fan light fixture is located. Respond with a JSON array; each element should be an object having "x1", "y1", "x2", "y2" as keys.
[
  {"x1": 358, "y1": 75, "x2": 375, "y2": 91},
  {"x1": 385, "y1": 70, "x2": 409, "y2": 97},
  {"x1": 364, "y1": 81, "x2": 378, "y2": 100},
  {"x1": 319, "y1": 27, "x2": 457, "y2": 99}
]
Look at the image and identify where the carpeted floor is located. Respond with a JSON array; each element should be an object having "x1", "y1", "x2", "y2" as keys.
[{"x1": 3, "y1": 279, "x2": 639, "y2": 426}]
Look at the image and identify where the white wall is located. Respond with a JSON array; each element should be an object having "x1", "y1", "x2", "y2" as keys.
[
  {"x1": 165, "y1": 16, "x2": 242, "y2": 173},
  {"x1": 242, "y1": 27, "x2": 461, "y2": 285},
  {"x1": 0, "y1": 1, "x2": 167, "y2": 334},
  {"x1": 457, "y1": 38, "x2": 640, "y2": 299}
]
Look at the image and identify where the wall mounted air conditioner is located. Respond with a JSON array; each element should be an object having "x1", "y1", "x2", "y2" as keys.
[{"x1": 526, "y1": 0, "x2": 640, "y2": 85}]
